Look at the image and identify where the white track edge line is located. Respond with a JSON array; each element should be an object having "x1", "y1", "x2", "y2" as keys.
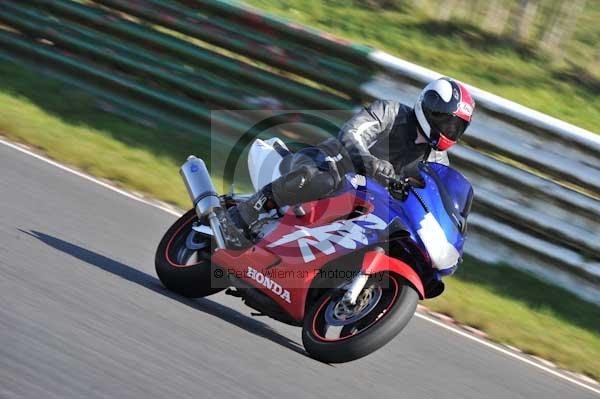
[
  {"x1": 414, "y1": 313, "x2": 599, "y2": 395},
  {"x1": 0, "y1": 138, "x2": 182, "y2": 218},
  {"x1": 1, "y1": 137, "x2": 598, "y2": 395}
]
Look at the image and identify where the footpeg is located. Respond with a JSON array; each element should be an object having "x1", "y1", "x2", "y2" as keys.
[{"x1": 294, "y1": 205, "x2": 306, "y2": 217}]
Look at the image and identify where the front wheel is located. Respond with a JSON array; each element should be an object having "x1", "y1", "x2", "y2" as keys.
[
  {"x1": 302, "y1": 273, "x2": 418, "y2": 363},
  {"x1": 155, "y1": 209, "x2": 224, "y2": 298}
]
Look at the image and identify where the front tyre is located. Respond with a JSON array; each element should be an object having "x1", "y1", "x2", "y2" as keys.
[
  {"x1": 302, "y1": 273, "x2": 418, "y2": 363},
  {"x1": 155, "y1": 209, "x2": 224, "y2": 298}
]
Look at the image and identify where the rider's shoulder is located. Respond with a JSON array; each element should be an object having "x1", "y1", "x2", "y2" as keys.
[{"x1": 367, "y1": 99, "x2": 410, "y2": 114}]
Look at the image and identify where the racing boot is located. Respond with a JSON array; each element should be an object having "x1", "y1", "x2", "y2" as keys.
[
  {"x1": 228, "y1": 165, "x2": 328, "y2": 233},
  {"x1": 215, "y1": 208, "x2": 252, "y2": 249},
  {"x1": 227, "y1": 183, "x2": 277, "y2": 234}
]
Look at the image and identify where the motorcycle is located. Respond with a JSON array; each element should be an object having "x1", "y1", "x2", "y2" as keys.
[{"x1": 155, "y1": 138, "x2": 474, "y2": 363}]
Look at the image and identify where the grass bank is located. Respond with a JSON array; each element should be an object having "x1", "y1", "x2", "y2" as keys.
[
  {"x1": 242, "y1": 0, "x2": 600, "y2": 134},
  {"x1": 1, "y1": 62, "x2": 598, "y2": 380},
  {"x1": 0, "y1": 63, "x2": 221, "y2": 209}
]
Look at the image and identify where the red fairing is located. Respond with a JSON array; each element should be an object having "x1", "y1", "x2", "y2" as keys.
[
  {"x1": 210, "y1": 192, "x2": 428, "y2": 322},
  {"x1": 436, "y1": 133, "x2": 456, "y2": 151},
  {"x1": 454, "y1": 82, "x2": 475, "y2": 122},
  {"x1": 210, "y1": 191, "x2": 374, "y2": 322},
  {"x1": 361, "y1": 251, "x2": 424, "y2": 299}
]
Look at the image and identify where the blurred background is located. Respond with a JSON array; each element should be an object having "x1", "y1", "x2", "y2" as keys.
[
  {"x1": 0, "y1": 0, "x2": 598, "y2": 390},
  {"x1": 329, "y1": 0, "x2": 598, "y2": 70}
]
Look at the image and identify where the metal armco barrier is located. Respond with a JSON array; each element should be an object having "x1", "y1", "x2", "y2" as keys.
[{"x1": 1, "y1": 0, "x2": 598, "y2": 303}]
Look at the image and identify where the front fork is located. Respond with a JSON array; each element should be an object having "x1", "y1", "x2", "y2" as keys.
[
  {"x1": 342, "y1": 247, "x2": 385, "y2": 305},
  {"x1": 342, "y1": 272, "x2": 370, "y2": 305},
  {"x1": 343, "y1": 248, "x2": 426, "y2": 303}
]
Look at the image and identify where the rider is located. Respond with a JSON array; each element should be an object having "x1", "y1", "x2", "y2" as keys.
[{"x1": 229, "y1": 77, "x2": 475, "y2": 232}]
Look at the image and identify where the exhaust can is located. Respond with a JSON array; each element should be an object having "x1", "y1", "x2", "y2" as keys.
[{"x1": 179, "y1": 156, "x2": 221, "y2": 216}]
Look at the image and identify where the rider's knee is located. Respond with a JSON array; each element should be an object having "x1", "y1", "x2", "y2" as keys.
[{"x1": 272, "y1": 165, "x2": 334, "y2": 205}]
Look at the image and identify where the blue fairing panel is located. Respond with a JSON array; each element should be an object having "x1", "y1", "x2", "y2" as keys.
[
  {"x1": 426, "y1": 163, "x2": 474, "y2": 223},
  {"x1": 339, "y1": 162, "x2": 472, "y2": 274},
  {"x1": 414, "y1": 163, "x2": 473, "y2": 252}
]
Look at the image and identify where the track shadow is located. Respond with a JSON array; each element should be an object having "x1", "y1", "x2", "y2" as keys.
[{"x1": 20, "y1": 229, "x2": 309, "y2": 357}]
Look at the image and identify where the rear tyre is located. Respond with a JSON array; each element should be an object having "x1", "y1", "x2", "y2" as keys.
[
  {"x1": 302, "y1": 273, "x2": 418, "y2": 363},
  {"x1": 155, "y1": 209, "x2": 224, "y2": 298}
]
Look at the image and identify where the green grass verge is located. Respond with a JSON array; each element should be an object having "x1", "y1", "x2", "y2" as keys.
[
  {"x1": 241, "y1": 0, "x2": 600, "y2": 134},
  {"x1": 1, "y1": 62, "x2": 598, "y2": 380}
]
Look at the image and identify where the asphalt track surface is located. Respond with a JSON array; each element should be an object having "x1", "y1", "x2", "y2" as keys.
[{"x1": 1, "y1": 140, "x2": 598, "y2": 399}]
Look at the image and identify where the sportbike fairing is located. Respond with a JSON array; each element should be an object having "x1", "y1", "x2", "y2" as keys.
[{"x1": 257, "y1": 163, "x2": 472, "y2": 279}]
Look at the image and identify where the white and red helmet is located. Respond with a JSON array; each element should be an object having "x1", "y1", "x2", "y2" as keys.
[{"x1": 414, "y1": 77, "x2": 475, "y2": 151}]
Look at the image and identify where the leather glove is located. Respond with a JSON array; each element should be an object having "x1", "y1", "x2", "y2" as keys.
[{"x1": 370, "y1": 158, "x2": 396, "y2": 183}]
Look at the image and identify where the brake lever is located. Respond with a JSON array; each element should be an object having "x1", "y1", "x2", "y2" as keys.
[{"x1": 405, "y1": 176, "x2": 426, "y2": 189}]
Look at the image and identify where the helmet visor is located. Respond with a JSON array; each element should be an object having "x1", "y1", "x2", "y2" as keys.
[{"x1": 428, "y1": 112, "x2": 470, "y2": 141}]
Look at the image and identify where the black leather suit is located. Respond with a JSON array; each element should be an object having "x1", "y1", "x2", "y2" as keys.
[{"x1": 267, "y1": 100, "x2": 449, "y2": 208}]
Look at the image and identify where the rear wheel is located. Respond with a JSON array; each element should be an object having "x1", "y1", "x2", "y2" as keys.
[
  {"x1": 155, "y1": 209, "x2": 224, "y2": 298},
  {"x1": 302, "y1": 273, "x2": 418, "y2": 363}
]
